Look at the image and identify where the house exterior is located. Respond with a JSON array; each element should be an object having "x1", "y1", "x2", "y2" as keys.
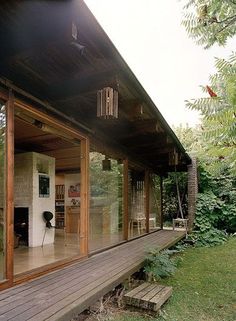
[{"x1": 0, "y1": 0, "x2": 192, "y2": 290}]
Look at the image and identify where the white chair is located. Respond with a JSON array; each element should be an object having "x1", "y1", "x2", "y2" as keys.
[{"x1": 129, "y1": 212, "x2": 146, "y2": 236}]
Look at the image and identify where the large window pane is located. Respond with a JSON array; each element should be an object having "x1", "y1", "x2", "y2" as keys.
[
  {"x1": 14, "y1": 109, "x2": 81, "y2": 275},
  {"x1": 0, "y1": 102, "x2": 6, "y2": 280},
  {"x1": 89, "y1": 151, "x2": 123, "y2": 251},
  {"x1": 128, "y1": 169, "x2": 146, "y2": 238},
  {"x1": 149, "y1": 174, "x2": 162, "y2": 230}
]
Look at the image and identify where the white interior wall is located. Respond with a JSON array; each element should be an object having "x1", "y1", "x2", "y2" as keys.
[{"x1": 14, "y1": 152, "x2": 55, "y2": 247}]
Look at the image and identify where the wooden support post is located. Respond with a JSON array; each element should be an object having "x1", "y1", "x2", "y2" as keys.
[
  {"x1": 6, "y1": 90, "x2": 14, "y2": 285},
  {"x1": 80, "y1": 138, "x2": 89, "y2": 256},
  {"x1": 123, "y1": 159, "x2": 129, "y2": 240},
  {"x1": 160, "y1": 176, "x2": 164, "y2": 229},
  {"x1": 145, "y1": 170, "x2": 150, "y2": 234}
]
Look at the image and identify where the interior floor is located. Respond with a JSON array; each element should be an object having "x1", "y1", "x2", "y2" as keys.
[
  {"x1": 14, "y1": 230, "x2": 80, "y2": 275},
  {"x1": 14, "y1": 225, "x2": 161, "y2": 275},
  {"x1": 89, "y1": 231, "x2": 124, "y2": 252},
  {"x1": 14, "y1": 230, "x2": 124, "y2": 274}
]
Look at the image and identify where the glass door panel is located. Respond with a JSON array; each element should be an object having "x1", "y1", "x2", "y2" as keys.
[
  {"x1": 128, "y1": 169, "x2": 146, "y2": 238},
  {"x1": 89, "y1": 151, "x2": 123, "y2": 251}
]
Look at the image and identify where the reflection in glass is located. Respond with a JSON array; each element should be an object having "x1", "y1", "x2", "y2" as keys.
[
  {"x1": 89, "y1": 152, "x2": 123, "y2": 251},
  {"x1": 149, "y1": 174, "x2": 161, "y2": 230},
  {"x1": 0, "y1": 102, "x2": 6, "y2": 280},
  {"x1": 128, "y1": 169, "x2": 146, "y2": 238}
]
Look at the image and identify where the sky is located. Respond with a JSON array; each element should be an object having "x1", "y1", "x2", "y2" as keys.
[{"x1": 84, "y1": 0, "x2": 235, "y2": 128}]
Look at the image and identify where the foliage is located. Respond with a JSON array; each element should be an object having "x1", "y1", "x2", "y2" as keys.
[
  {"x1": 113, "y1": 238, "x2": 236, "y2": 321},
  {"x1": 195, "y1": 166, "x2": 236, "y2": 233},
  {"x1": 182, "y1": 0, "x2": 236, "y2": 48},
  {"x1": 189, "y1": 228, "x2": 228, "y2": 246},
  {"x1": 173, "y1": 124, "x2": 203, "y2": 156},
  {"x1": 90, "y1": 152, "x2": 123, "y2": 199},
  {"x1": 163, "y1": 172, "x2": 188, "y2": 222},
  {"x1": 185, "y1": 53, "x2": 236, "y2": 175},
  {"x1": 144, "y1": 249, "x2": 179, "y2": 281}
]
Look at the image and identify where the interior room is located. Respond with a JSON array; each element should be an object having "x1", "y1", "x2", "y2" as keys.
[{"x1": 13, "y1": 108, "x2": 82, "y2": 275}]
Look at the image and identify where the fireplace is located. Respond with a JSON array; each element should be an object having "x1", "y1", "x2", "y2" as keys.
[{"x1": 14, "y1": 207, "x2": 29, "y2": 246}]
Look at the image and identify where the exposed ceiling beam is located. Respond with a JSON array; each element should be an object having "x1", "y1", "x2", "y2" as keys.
[
  {"x1": 120, "y1": 133, "x2": 168, "y2": 146},
  {"x1": 50, "y1": 68, "x2": 121, "y2": 100},
  {"x1": 132, "y1": 145, "x2": 175, "y2": 156}
]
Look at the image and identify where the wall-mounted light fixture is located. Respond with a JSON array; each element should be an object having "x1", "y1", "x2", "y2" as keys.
[
  {"x1": 71, "y1": 21, "x2": 85, "y2": 55},
  {"x1": 97, "y1": 87, "x2": 118, "y2": 119}
]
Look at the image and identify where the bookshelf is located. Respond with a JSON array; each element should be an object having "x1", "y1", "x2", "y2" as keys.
[{"x1": 55, "y1": 184, "x2": 65, "y2": 228}]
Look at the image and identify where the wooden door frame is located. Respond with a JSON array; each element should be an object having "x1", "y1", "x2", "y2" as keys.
[
  {"x1": 0, "y1": 92, "x2": 90, "y2": 286},
  {"x1": 0, "y1": 91, "x2": 14, "y2": 290}
]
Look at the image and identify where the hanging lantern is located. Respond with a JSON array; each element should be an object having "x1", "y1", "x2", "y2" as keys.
[
  {"x1": 97, "y1": 87, "x2": 118, "y2": 119},
  {"x1": 102, "y1": 156, "x2": 111, "y2": 171}
]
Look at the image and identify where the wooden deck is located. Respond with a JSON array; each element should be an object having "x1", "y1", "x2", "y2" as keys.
[{"x1": 0, "y1": 230, "x2": 184, "y2": 321}]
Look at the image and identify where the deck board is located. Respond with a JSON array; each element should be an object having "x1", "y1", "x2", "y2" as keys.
[{"x1": 0, "y1": 230, "x2": 184, "y2": 321}]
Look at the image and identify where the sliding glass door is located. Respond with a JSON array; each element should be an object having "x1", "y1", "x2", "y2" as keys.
[{"x1": 89, "y1": 151, "x2": 124, "y2": 251}]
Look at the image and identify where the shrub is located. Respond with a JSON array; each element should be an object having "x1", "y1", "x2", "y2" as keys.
[
  {"x1": 144, "y1": 249, "x2": 180, "y2": 282},
  {"x1": 189, "y1": 228, "x2": 228, "y2": 247},
  {"x1": 195, "y1": 168, "x2": 236, "y2": 234}
]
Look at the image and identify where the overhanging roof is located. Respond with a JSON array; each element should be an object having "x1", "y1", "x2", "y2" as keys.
[{"x1": 0, "y1": 0, "x2": 191, "y2": 173}]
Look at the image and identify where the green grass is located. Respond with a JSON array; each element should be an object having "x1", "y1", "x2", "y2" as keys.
[{"x1": 114, "y1": 238, "x2": 236, "y2": 321}]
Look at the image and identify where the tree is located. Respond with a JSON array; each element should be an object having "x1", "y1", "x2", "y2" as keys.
[
  {"x1": 182, "y1": 0, "x2": 236, "y2": 48},
  {"x1": 185, "y1": 53, "x2": 236, "y2": 173}
]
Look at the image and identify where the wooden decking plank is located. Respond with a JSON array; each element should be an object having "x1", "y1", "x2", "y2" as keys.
[
  {"x1": 2, "y1": 236, "x2": 151, "y2": 320},
  {"x1": 0, "y1": 250, "x2": 117, "y2": 300},
  {"x1": 131, "y1": 283, "x2": 156, "y2": 300},
  {"x1": 123, "y1": 283, "x2": 172, "y2": 312},
  {"x1": 1, "y1": 244, "x2": 129, "y2": 300},
  {"x1": 125, "y1": 283, "x2": 156, "y2": 309},
  {"x1": 0, "y1": 245, "x2": 127, "y2": 304},
  {"x1": 149, "y1": 286, "x2": 172, "y2": 311},
  {"x1": 28, "y1": 233, "x2": 183, "y2": 321},
  {"x1": 7, "y1": 253, "x2": 145, "y2": 320},
  {"x1": 0, "y1": 249, "x2": 138, "y2": 317},
  {"x1": 141, "y1": 284, "x2": 164, "y2": 301},
  {"x1": 0, "y1": 231, "x2": 184, "y2": 321},
  {"x1": 13, "y1": 231, "x2": 179, "y2": 318},
  {"x1": 0, "y1": 254, "x2": 116, "y2": 309},
  {"x1": 27, "y1": 255, "x2": 148, "y2": 321},
  {"x1": 123, "y1": 282, "x2": 149, "y2": 298},
  {"x1": 15, "y1": 232, "x2": 165, "y2": 320},
  {"x1": 0, "y1": 228, "x2": 179, "y2": 304}
]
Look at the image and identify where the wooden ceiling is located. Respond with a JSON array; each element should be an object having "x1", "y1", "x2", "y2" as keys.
[
  {"x1": 0, "y1": 0, "x2": 191, "y2": 173},
  {"x1": 15, "y1": 117, "x2": 81, "y2": 173}
]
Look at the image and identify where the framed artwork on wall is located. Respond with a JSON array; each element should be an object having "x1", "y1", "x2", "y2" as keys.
[{"x1": 39, "y1": 174, "x2": 50, "y2": 197}]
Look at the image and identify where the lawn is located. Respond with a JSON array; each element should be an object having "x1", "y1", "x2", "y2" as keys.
[{"x1": 114, "y1": 238, "x2": 236, "y2": 321}]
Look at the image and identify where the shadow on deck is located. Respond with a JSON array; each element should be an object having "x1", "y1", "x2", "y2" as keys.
[{"x1": 0, "y1": 230, "x2": 185, "y2": 321}]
